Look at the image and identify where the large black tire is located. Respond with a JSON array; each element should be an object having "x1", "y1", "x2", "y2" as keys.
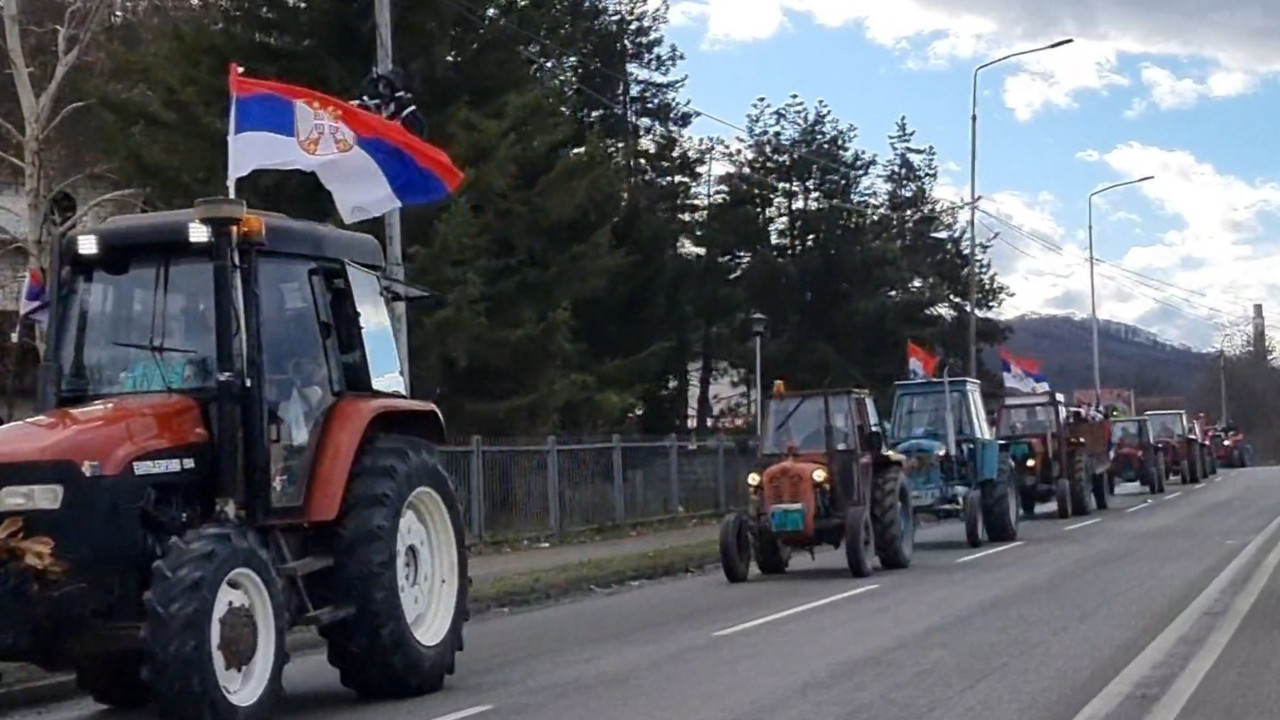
[
  {"x1": 872, "y1": 466, "x2": 914, "y2": 570},
  {"x1": 963, "y1": 491, "x2": 984, "y2": 548},
  {"x1": 719, "y1": 512, "x2": 751, "y2": 583},
  {"x1": 1155, "y1": 457, "x2": 1167, "y2": 493},
  {"x1": 74, "y1": 653, "x2": 149, "y2": 709},
  {"x1": 143, "y1": 527, "x2": 288, "y2": 720},
  {"x1": 753, "y1": 527, "x2": 790, "y2": 575},
  {"x1": 1019, "y1": 486, "x2": 1037, "y2": 519},
  {"x1": 1069, "y1": 454, "x2": 1092, "y2": 517},
  {"x1": 843, "y1": 506, "x2": 874, "y2": 578},
  {"x1": 320, "y1": 434, "x2": 468, "y2": 700},
  {"x1": 983, "y1": 480, "x2": 1019, "y2": 542},
  {"x1": 1180, "y1": 460, "x2": 1191, "y2": 485},
  {"x1": 1092, "y1": 471, "x2": 1109, "y2": 510}
]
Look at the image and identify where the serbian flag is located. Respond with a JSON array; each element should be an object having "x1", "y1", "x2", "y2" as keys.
[
  {"x1": 999, "y1": 348, "x2": 1050, "y2": 393},
  {"x1": 907, "y1": 340, "x2": 939, "y2": 379},
  {"x1": 10, "y1": 266, "x2": 48, "y2": 342},
  {"x1": 226, "y1": 63, "x2": 465, "y2": 224}
]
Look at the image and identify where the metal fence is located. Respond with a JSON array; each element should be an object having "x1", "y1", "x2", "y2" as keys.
[{"x1": 438, "y1": 435, "x2": 757, "y2": 540}]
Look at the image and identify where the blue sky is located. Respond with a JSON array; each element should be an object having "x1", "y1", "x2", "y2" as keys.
[{"x1": 659, "y1": 0, "x2": 1280, "y2": 350}]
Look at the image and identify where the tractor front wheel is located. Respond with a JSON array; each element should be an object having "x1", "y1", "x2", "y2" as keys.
[
  {"x1": 322, "y1": 434, "x2": 468, "y2": 700},
  {"x1": 963, "y1": 491, "x2": 985, "y2": 548},
  {"x1": 982, "y1": 480, "x2": 1019, "y2": 543},
  {"x1": 143, "y1": 527, "x2": 287, "y2": 720},
  {"x1": 719, "y1": 512, "x2": 752, "y2": 582},
  {"x1": 74, "y1": 652, "x2": 149, "y2": 709},
  {"x1": 843, "y1": 506, "x2": 874, "y2": 578},
  {"x1": 753, "y1": 527, "x2": 790, "y2": 575},
  {"x1": 872, "y1": 466, "x2": 914, "y2": 570},
  {"x1": 1055, "y1": 478, "x2": 1071, "y2": 519}
]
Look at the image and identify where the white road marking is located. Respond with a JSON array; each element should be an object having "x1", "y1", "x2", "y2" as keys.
[
  {"x1": 712, "y1": 585, "x2": 879, "y2": 636},
  {"x1": 1064, "y1": 519, "x2": 1101, "y2": 531},
  {"x1": 1165, "y1": 491, "x2": 1183, "y2": 500},
  {"x1": 1191, "y1": 484, "x2": 1206, "y2": 490},
  {"x1": 1144, "y1": 528, "x2": 1280, "y2": 719},
  {"x1": 1126, "y1": 501, "x2": 1155, "y2": 513},
  {"x1": 1068, "y1": 509, "x2": 1280, "y2": 720},
  {"x1": 432, "y1": 706, "x2": 496, "y2": 720},
  {"x1": 955, "y1": 541, "x2": 1025, "y2": 563},
  {"x1": 1214, "y1": 477, "x2": 1223, "y2": 483}
]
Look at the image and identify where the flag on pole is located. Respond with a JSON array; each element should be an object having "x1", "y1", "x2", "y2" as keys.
[
  {"x1": 907, "y1": 340, "x2": 939, "y2": 379},
  {"x1": 226, "y1": 63, "x2": 465, "y2": 223},
  {"x1": 11, "y1": 267, "x2": 48, "y2": 343},
  {"x1": 999, "y1": 348, "x2": 1050, "y2": 393}
]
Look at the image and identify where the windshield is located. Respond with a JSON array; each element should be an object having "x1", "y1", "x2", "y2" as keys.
[
  {"x1": 1148, "y1": 413, "x2": 1185, "y2": 440},
  {"x1": 762, "y1": 395, "x2": 852, "y2": 454},
  {"x1": 1111, "y1": 420, "x2": 1144, "y2": 445},
  {"x1": 56, "y1": 255, "x2": 216, "y2": 397},
  {"x1": 890, "y1": 390, "x2": 973, "y2": 440},
  {"x1": 997, "y1": 404, "x2": 1056, "y2": 435}
]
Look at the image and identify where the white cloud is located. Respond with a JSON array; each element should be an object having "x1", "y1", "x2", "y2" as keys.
[
  {"x1": 1125, "y1": 63, "x2": 1260, "y2": 117},
  {"x1": 669, "y1": 0, "x2": 1277, "y2": 119}
]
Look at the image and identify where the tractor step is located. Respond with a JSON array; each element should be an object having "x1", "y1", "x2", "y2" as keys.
[
  {"x1": 299, "y1": 605, "x2": 355, "y2": 627},
  {"x1": 279, "y1": 554, "x2": 334, "y2": 578}
]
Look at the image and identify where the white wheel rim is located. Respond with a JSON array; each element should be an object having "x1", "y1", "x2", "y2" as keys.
[
  {"x1": 208, "y1": 567, "x2": 277, "y2": 708},
  {"x1": 397, "y1": 486, "x2": 460, "y2": 647}
]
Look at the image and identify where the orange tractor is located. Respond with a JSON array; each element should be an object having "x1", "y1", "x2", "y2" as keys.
[
  {"x1": 0, "y1": 199, "x2": 468, "y2": 720},
  {"x1": 720, "y1": 382, "x2": 913, "y2": 581}
]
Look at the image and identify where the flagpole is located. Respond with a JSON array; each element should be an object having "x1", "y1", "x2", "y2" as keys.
[
  {"x1": 226, "y1": 63, "x2": 240, "y2": 199},
  {"x1": 375, "y1": 0, "x2": 411, "y2": 396}
]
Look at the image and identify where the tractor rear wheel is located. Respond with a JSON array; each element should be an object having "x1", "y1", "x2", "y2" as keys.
[
  {"x1": 719, "y1": 512, "x2": 751, "y2": 582},
  {"x1": 1055, "y1": 478, "x2": 1071, "y2": 519},
  {"x1": 872, "y1": 466, "x2": 914, "y2": 570},
  {"x1": 143, "y1": 527, "x2": 287, "y2": 720},
  {"x1": 1092, "y1": 471, "x2": 1109, "y2": 510},
  {"x1": 322, "y1": 434, "x2": 468, "y2": 700},
  {"x1": 74, "y1": 652, "x2": 149, "y2": 709},
  {"x1": 1069, "y1": 454, "x2": 1092, "y2": 517},
  {"x1": 843, "y1": 506, "x2": 874, "y2": 578}
]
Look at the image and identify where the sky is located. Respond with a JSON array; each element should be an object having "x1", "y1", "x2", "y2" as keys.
[{"x1": 659, "y1": 0, "x2": 1280, "y2": 350}]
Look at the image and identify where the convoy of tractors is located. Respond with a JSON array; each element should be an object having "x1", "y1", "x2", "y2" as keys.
[
  {"x1": 0, "y1": 199, "x2": 1253, "y2": 720},
  {"x1": 718, "y1": 372, "x2": 1246, "y2": 583}
]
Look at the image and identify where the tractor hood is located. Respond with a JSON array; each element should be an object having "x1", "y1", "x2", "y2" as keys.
[
  {"x1": 894, "y1": 437, "x2": 946, "y2": 456},
  {"x1": 0, "y1": 395, "x2": 209, "y2": 476}
]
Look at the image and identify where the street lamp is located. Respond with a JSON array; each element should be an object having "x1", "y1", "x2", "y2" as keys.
[
  {"x1": 1087, "y1": 174, "x2": 1154, "y2": 404},
  {"x1": 750, "y1": 312, "x2": 768, "y2": 441},
  {"x1": 967, "y1": 37, "x2": 1074, "y2": 376}
]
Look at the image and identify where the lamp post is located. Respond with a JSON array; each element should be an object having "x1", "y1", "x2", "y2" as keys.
[
  {"x1": 1087, "y1": 174, "x2": 1154, "y2": 404},
  {"x1": 967, "y1": 37, "x2": 1074, "y2": 376},
  {"x1": 750, "y1": 311, "x2": 768, "y2": 442}
]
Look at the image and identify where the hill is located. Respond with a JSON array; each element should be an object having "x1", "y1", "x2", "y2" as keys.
[{"x1": 992, "y1": 313, "x2": 1215, "y2": 398}]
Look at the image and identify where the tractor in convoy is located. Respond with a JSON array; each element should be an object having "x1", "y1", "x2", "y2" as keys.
[
  {"x1": 1108, "y1": 416, "x2": 1167, "y2": 494},
  {"x1": 1192, "y1": 415, "x2": 1218, "y2": 476},
  {"x1": 0, "y1": 200, "x2": 468, "y2": 720},
  {"x1": 995, "y1": 392, "x2": 1112, "y2": 519},
  {"x1": 719, "y1": 381, "x2": 914, "y2": 581},
  {"x1": 887, "y1": 377, "x2": 1018, "y2": 549},
  {"x1": 1146, "y1": 410, "x2": 1213, "y2": 485},
  {"x1": 1212, "y1": 422, "x2": 1249, "y2": 468}
]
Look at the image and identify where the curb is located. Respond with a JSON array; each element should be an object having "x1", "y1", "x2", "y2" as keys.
[{"x1": 0, "y1": 631, "x2": 328, "y2": 713}]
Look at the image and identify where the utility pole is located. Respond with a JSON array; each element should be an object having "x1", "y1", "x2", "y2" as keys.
[
  {"x1": 375, "y1": 0, "x2": 410, "y2": 395},
  {"x1": 1252, "y1": 303, "x2": 1266, "y2": 365},
  {"x1": 1219, "y1": 349, "x2": 1228, "y2": 422}
]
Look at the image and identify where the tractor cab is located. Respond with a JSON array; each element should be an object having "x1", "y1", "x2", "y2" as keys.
[{"x1": 0, "y1": 199, "x2": 468, "y2": 720}]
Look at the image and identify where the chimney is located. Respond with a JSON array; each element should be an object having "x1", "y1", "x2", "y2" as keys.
[{"x1": 1252, "y1": 303, "x2": 1266, "y2": 363}]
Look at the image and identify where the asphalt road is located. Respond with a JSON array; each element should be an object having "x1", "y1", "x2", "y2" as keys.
[{"x1": 16, "y1": 467, "x2": 1280, "y2": 720}]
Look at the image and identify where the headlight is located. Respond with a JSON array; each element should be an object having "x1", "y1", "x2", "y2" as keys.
[
  {"x1": 746, "y1": 472, "x2": 762, "y2": 487},
  {"x1": 0, "y1": 485, "x2": 65, "y2": 512},
  {"x1": 1025, "y1": 458, "x2": 1036, "y2": 468},
  {"x1": 811, "y1": 467, "x2": 828, "y2": 483}
]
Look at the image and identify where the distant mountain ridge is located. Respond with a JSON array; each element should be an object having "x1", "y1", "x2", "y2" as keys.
[{"x1": 992, "y1": 314, "x2": 1214, "y2": 398}]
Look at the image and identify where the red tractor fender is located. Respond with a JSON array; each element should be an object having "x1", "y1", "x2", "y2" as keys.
[{"x1": 275, "y1": 395, "x2": 448, "y2": 525}]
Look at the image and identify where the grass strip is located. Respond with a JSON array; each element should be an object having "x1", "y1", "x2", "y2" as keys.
[{"x1": 470, "y1": 539, "x2": 721, "y2": 612}]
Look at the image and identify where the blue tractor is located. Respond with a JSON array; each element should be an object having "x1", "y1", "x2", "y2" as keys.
[{"x1": 887, "y1": 377, "x2": 1018, "y2": 548}]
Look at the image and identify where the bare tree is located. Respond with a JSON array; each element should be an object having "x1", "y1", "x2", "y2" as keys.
[{"x1": 1, "y1": 0, "x2": 141, "y2": 273}]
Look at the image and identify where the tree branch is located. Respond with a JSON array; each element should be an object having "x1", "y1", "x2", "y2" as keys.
[
  {"x1": 37, "y1": 0, "x2": 111, "y2": 130},
  {"x1": 49, "y1": 165, "x2": 107, "y2": 197},
  {"x1": 58, "y1": 189, "x2": 143, "y2": 233},
  {"x1": 1, "y1": 0, "x2": 40, "y2": 133},
  {"x1": 0, "y1": 115, "x2": 20, "y2": 145},
  {"x1": 0, "y1": 148, "x2": 21, "y2": 170},
  {"x1": 42, "y1": 100, "x2": 93, "y2": 139}
]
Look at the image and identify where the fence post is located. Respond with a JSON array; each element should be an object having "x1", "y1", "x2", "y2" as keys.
[
  {"x1": 667, "y1": 433, "x2": 679, "y2": 514},
  {"x1": 469, "y1": 435, "x2": 485, "y2": 540},
  {"x1": 546, "y1": 435, "x2": 561, "y2": 534},
  {"x1": 716, "y1": 433, "x2": 727, "y2": 511},
  {"x1": 612, "y1": 433, "x2": 625, "y2": 524}
]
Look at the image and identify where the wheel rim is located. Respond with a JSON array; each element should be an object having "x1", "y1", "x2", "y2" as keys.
[
  {"x1": 209, "y1": 567, "x2": 277, "y2": 708},
  {"x1": 398, "y1": 486, "x2": 460, "y2": 648}
]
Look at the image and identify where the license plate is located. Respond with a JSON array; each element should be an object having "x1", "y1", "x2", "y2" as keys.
[{"x1": 769, "y1": 505, "x2": 806, "y2": 533}]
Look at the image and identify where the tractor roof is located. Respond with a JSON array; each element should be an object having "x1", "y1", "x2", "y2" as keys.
[
  {"x1": 892, "y1": 377, "x2": 982, "y2": 394},
  {"x1": 70, "y1": 208, "x2": 385, "y2": 269},
  {"x1": 1001, "y1": 391, "x2": 1065, "y2": 407}
]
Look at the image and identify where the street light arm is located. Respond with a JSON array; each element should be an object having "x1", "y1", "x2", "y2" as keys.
[
  {"x1": 975, "y1": 38, "x2": 1075, "y2": 73},
  {"x1": 1089, "y1": 175, "x2": 1155, "y2": 201}
]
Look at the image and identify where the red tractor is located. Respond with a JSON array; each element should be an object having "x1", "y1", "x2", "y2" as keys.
[
  {"x1": 1107, "y1": 416, "x2": 1166, "y2": 494},
  {"x1": 1145, "y1": 410, "x2": 1207, "y2": 484},
  {"x1": 0, "y1": 200, "x2": 469, "y2": 720}
]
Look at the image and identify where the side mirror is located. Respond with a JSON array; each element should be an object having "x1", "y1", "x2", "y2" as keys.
[{"x1": 865, "y1": 429, "x2": 884, "y2": 452}]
